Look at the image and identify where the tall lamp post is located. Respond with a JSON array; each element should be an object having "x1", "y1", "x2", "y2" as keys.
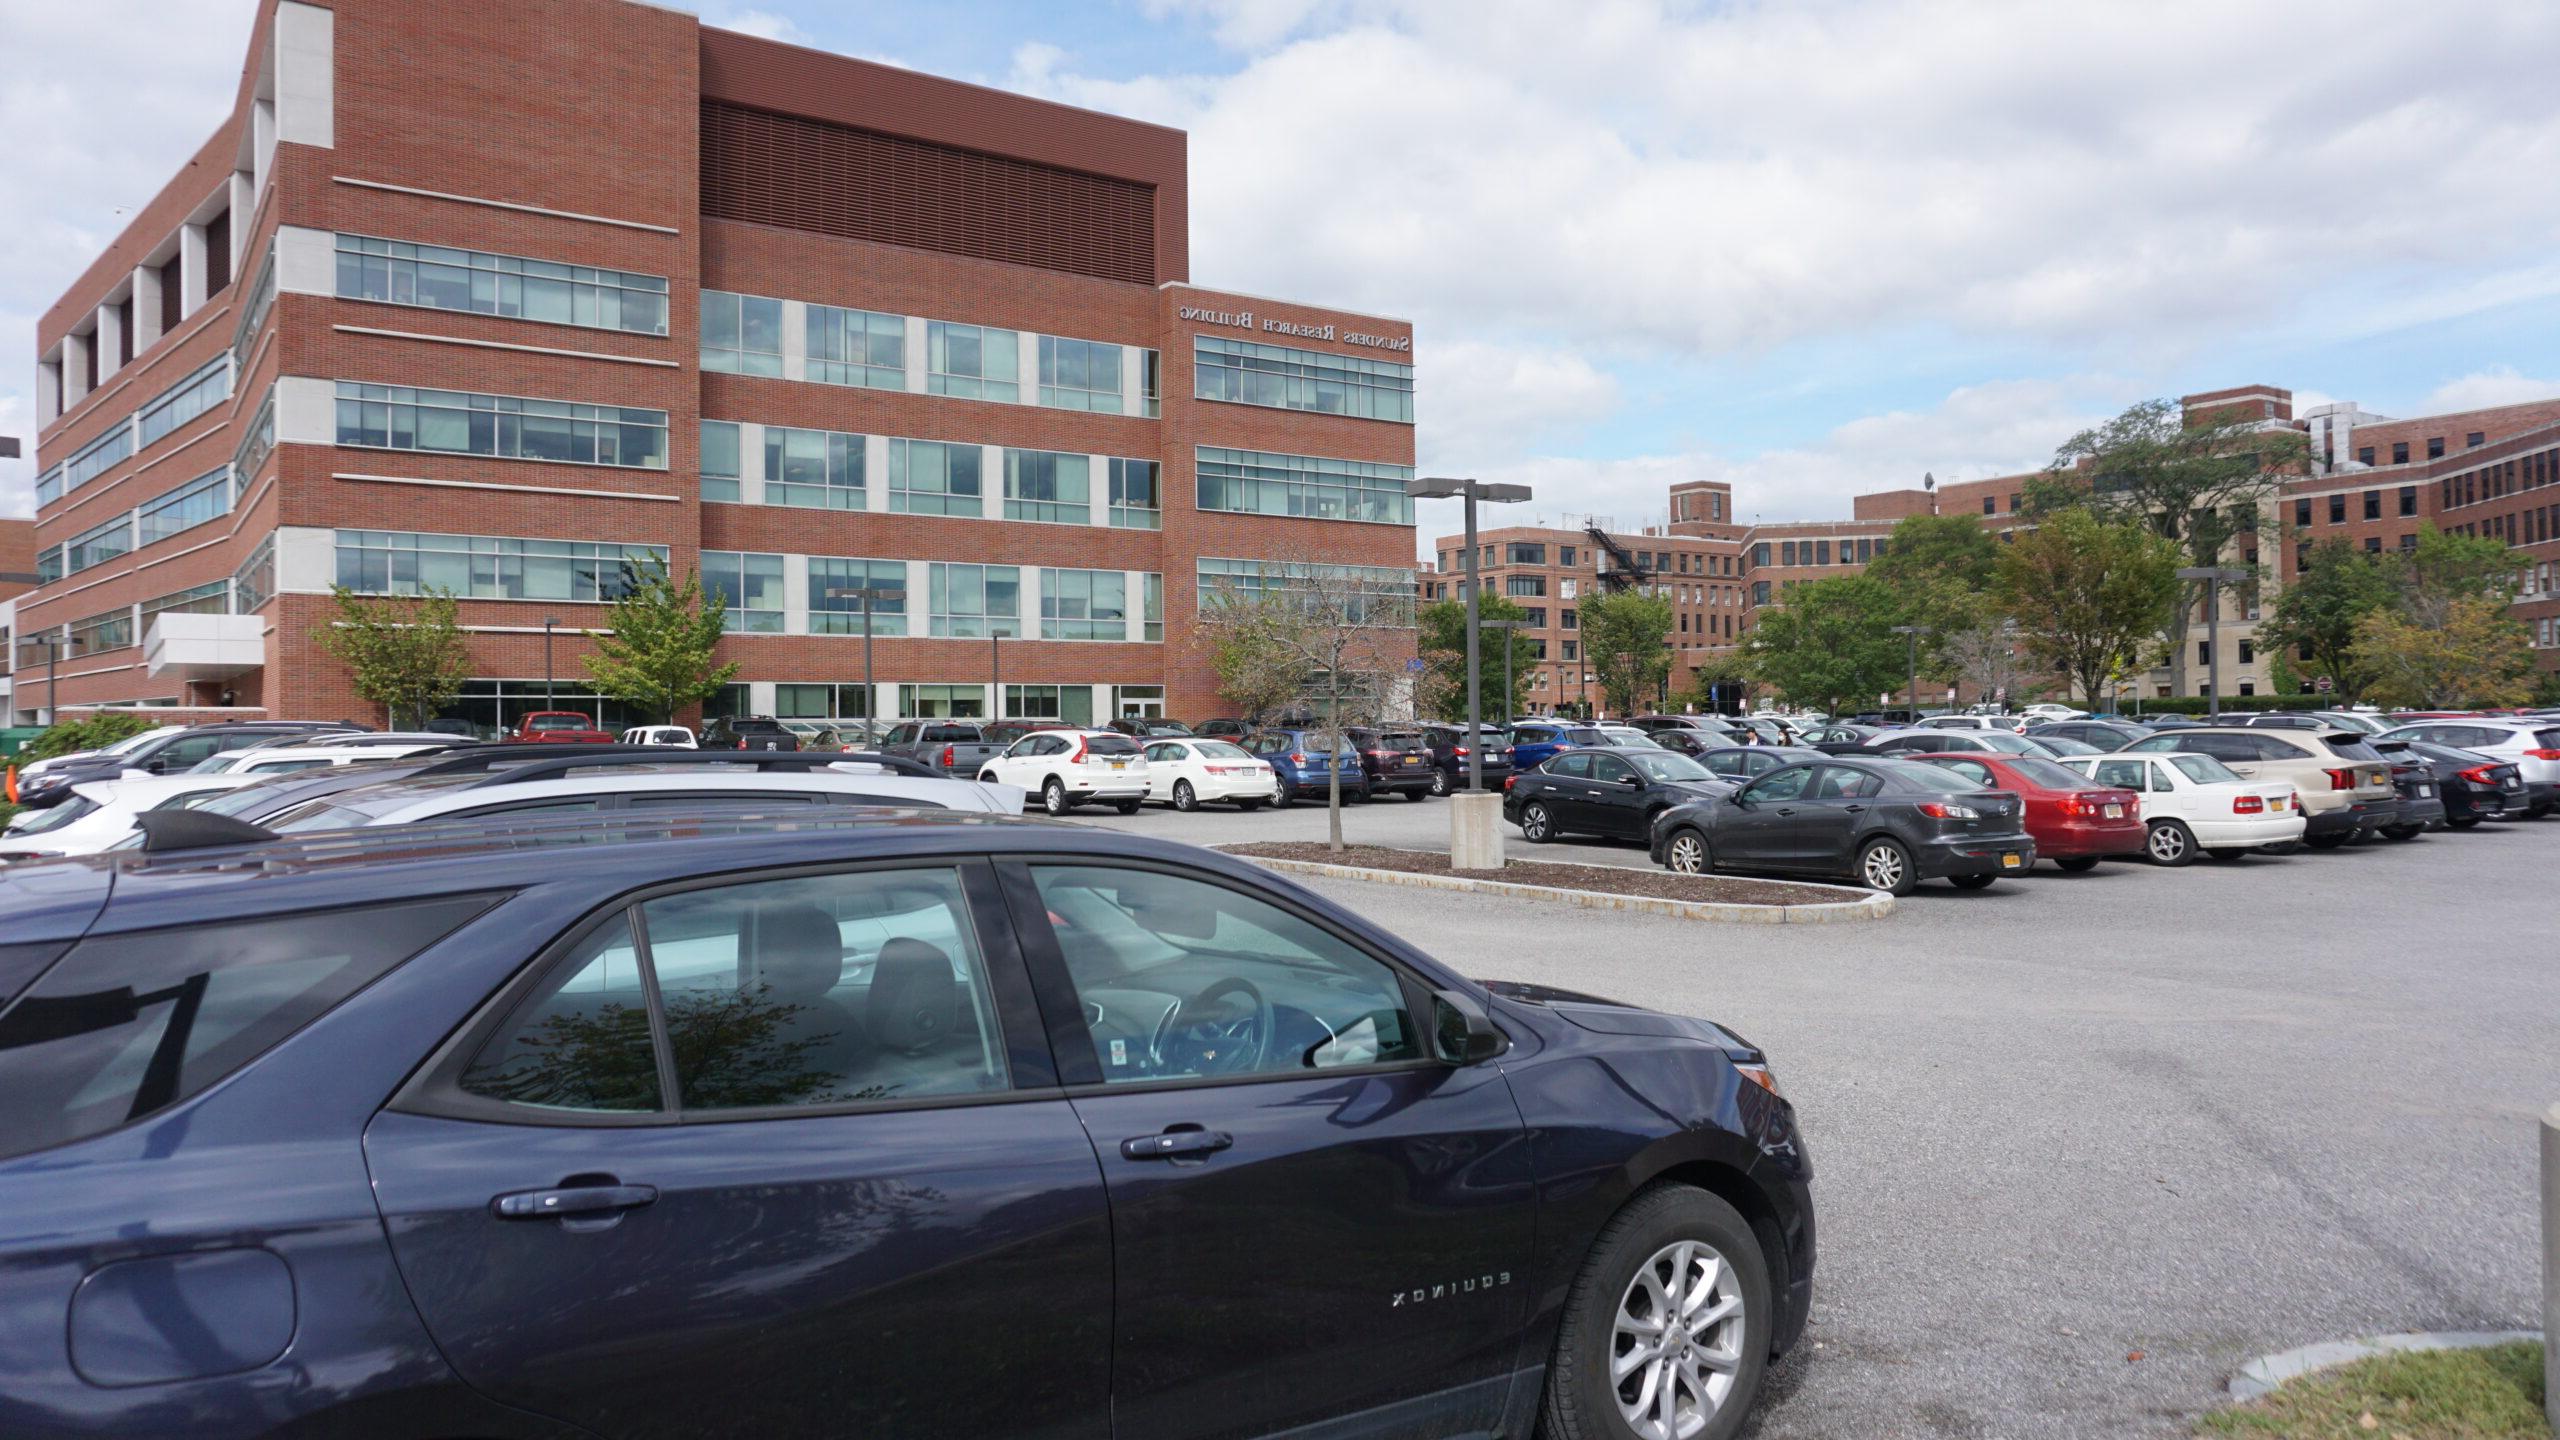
[
  {"x1": 34, "y1": 632, "x2": 59, "y2": 726},
  {"x1": 1407, "y1": 477, "x2": 1533, "y2": 790},
  {"x1": 1481, "y1": 619, "x2": 1527, "y2": 728},
  {"x1": 2177, "y1": 565, "x2": 2250, "y2": 721},
  {"x1": 825, "y1": 581, "x2": 906, "y2": 735},
  {"x1": 542, "y1": 616, "x2": 561, "y2": 709},
  {"x1": 1890, "y1": 624, "x2": 1931, "y2": 716}
]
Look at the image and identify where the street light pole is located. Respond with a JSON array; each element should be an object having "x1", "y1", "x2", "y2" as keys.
[
  {"x1": 542, "y1": 616, "x2": 560, "y2": 708},
  {"x1": 991, "y1": 631, "x2": 1002, "y2": 720},
  {"x1": 2177, "y1": 565, "x2": 2250, "y2": 721},
  {"x1": 826, "y1": 583, "x2": 907, "y2": 734},
  {"x1": 1409, "y1": 477, "x2": 1534, "y2": 790},
  {"x1": 40, "y1": 634, "x2": 59, "y2": 726},
  {"x1": 1891, "y1": 624, "x2": 1930, "y2": 717}
]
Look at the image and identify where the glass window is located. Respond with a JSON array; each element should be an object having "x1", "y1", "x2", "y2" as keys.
[
  {"x1": 1194, "y1": 558, "x2": 1418, "y2": 623},
  {"x1": 2090, "y1": 758, "x2": 2150, "y2": 791},
  {"x1": 136, "y1": 357, "x2": 232, "y2": 448},
  {"x1": 1108, "y1": 458, "x2": 1162, "y2": 529},
  {"x1": 0, "y1": 898, "x2": 493, "y2": 1158},
  {"x1": 1741, "y1": 766, "x2": 1815, "y2": 803},
  {"x1": 140, "y1": 580, "x2": 231, "y2": 627},
  {"x1": 807, "y1": 557, "x2": 907, "y2": 636},
  {"x1": 460, "y1": 912, "x2": 659, "y2": 1113},
  {"x1": 336, "y1": 233, "x2": 668, "y2": 335},
  {"x1": 65, "y1": 609, "x2": 135, "y2": 656},
  {"x1": 928, "y1": 563, "x2": 1022, "y2": 637},
  {"x1": 806, "y1": 303, "x2": 906, "y2": 390},
  {"x1": 637, "y1": 870, "x2": 1006, "y2": 1110},
  {"x1": 700, "y1": 419, "x2": 741, "y2": 503},
  {"x1": 700, "y1": 290, "x2": 783, "y2": 375},
  {"x1": 926, "y1": 321, "x2": 1021, "y2": 402},
  {"x1": 1140, "y1": 349, "x2": 1161, "y2": 417},
  {"x1": 1195, "y1": 446, "x2": 1415, "y2": 524},
  {"x1": 899, "y1": 683, "x2": 988, "y2": 720},
  {"x1": 2167, "y1": 754, "x2": 2241, "y2": 785},
  {"x1": 333, "y1": 382, "x2": 668, "y2": 469},
  {"x1": 1037, "y1": 334, "x2": 1124, "y2": 413},
  {"x1": 1193, "y1": 336, "x2": 1413, "y2": 422},
  {"x1": 1042, "y1": 568, "x2": 1128, "y2": 640},
  {"x1": 232, "y1": 534, "x2": 276, "y2": 613},
  {"x1": 889, "y1": 439, "x2": 985, "y2": 517},
  {"x1": 1143, "y1": 572, "x2": 1163, "y2": 642},
  {"x1": 1031, "y1": 866, "x2": 1423, "y2": 1083},
  {"x1": 763, "y1": 424, "x2": 866, "y2": 509},
  {"x1": 334, "y1": 530, "x2": 664, "y2": 603},
  {"x1": 700, "y1": 551, "x2": 786, "y2": 633},
  {"x1": 1003, "y1": 449, "x2": 1093, "y2": 524},
  {"x1": 61, "y1": 424, "x2": 135, "y2": 496},
  {"x1": 63, "y1": 512, "x2": 135, "y2": 577},
  {"x1": 138, "y1": 467, "x2": 233, "y2": 544},
  {"x1": 231, "y1": 245, "x2": 278, "y2": 371}
]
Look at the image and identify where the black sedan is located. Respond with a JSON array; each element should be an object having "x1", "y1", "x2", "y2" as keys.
[
  {"x1": 2399, "y1": 739, "x2": 2525, "y2": 827},
  {"x1": 1649, "y1": 755, "x2": 2038, "y2": 895},
  {"x1": 1802, "y1": 724, "x2": 1895, "y2": 754},
  {"x1": 1699, "y1": 744, "x2": 1831, "y2": 783},
  {"x1": 1507, "y1": 747, "x2": 1735, "y2": 842}
]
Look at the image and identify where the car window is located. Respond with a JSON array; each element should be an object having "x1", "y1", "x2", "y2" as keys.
[
  {"x1": 2123, "y1": 734, "x2": 2178, "y2": 753},
  {"x1": 1547, "y1": 752, "x2": 1593, "y2": 779},
  {"x1": 1565, "y1": 728, "x2": 1605, "y2": 745},
  {"x1": 459, "y1": 912, "x2": 660, "y2": 1113},
  {"x1": 1145, "y1": 743, "x2": 1179, "y2": 763},
  {"x1": 1196, "y1": 741, "x2": 1253, "y2": 761},
  {"x1": 2167, "y1": 754, "x2": 2242, "y2": 785},
  {"x1": 1030, "y1": 866, "x2": 1423, "y2": 1083},
  {"x1": 1741, "y1": 765, "x2": 1814, "y2": 803},
  {"x1": 1005, "y1": 737, "x2": 1040, "y2": 758},
  {"x1": 1930, "y1": 758, "x2": 1997, "y2": 788},
  {"x1": 1810, "y1": 766, "x2": 1882, "y2": 799},
  {"x1": 1085, "y1": 735, "x2": 1141, "y2": 756},
  {"x1": 2003, "y1": 756, "x2": 2094, "y2": 790},
  {"x1": 0, "y1": 897, "x2": 495, "y2": 1158},
  {"x1": 1702, "y1": 750, "x2": 1744, "y2": 776},
  {"x1": 2319, "y1": 735, "x2": 2384, "y2": 762},
  {"x1": 1589, "y1": 754, "x2": 1636, "y2": 785},
  {"x1": 2088, "y1": 758, "x2": 2150, "y2": 789},
  {"x1": 1626, "y1": 751, "x2": 1712, "y2": 782}
]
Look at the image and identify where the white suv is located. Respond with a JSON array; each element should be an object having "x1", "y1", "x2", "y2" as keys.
[
  {"x1": 2375, "y1": 718, "x2": 2560, "y2": 817},
  {"x1": 977, "y1": 729, "x2": 1151, "y2": 815}
]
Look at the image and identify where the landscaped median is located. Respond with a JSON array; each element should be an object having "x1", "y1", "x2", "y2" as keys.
[
  {"x1": 2203, "y1": 1337, "x2": 2547, "y2": 1438},
  {"x1": 1218, "y1": 843, "x2": 1892, "y2": 923}
]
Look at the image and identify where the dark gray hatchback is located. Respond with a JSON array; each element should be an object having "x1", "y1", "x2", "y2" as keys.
[{"x1": 1650, "y1": 755, "x2": 2037, "y2": 894}]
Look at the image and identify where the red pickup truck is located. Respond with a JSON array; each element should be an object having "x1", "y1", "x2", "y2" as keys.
[{"x1": 515, "y1": 711, "x2": 616, "y2": 744}]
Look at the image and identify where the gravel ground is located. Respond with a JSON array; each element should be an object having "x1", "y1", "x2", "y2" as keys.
[{"x1": 1073, "y1": 795, "x2": 2560, "y2": 1439}]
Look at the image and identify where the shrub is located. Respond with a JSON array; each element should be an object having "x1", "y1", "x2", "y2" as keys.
[{"x1": 21, "y1": 713, "x2": 165, "y2": 763}]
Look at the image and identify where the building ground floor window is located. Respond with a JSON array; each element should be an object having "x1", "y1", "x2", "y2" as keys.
[
  {"x1": 1003, "y1": 684, "x2": 1094, "y2": 726},
  {"x1": 432, "y1": 679, "x2": 649, "y2": 738}
]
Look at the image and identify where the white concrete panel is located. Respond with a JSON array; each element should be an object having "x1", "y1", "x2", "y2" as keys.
[
  {"x1": 274, "y1": 376, "x2": 336, "y2": 444},
  {"x1": 781, "y1": 549, "x2": 810, "y2": 635},
  {"x1": 37, "y1": 362, "x2": 62, "y2": 425},
  {"x1": 62, "y1": 333, "x2": 92, "y2": 404},
  {"x1": 273, "y1": 2, "x2": 336, "y2": 148},
  {"x1": 273, "y1": 526, "x2": 338, "y2": 593},
  {"x1": 227, "y1": 172, "x2": 254, "y2": 273},
  {"x1": 1121, "y1": 345, "x2": 1146, "y2": 416},
  {"x1": 276, "y1": 225, "x2": 335, "y2": 295},
  {"x1": 252, "y1": 99, "x2": 277, "y2": 193},
  {"x1": 1126, "y1": 571, "x2": 1147, "y2": 642},
  {"x1": 903, "y1": 316, "x2": 927, "y2": 393},
  {"x1": 748, "y1": 681, "x2": 776, "y2": 715},
  {"x1": 1016, "y1": 330, "x2": 1039, "y2": 400},
  {"x1": 180, "y1": 225, "x2": 210, "y2": 313},
  {"x1": 736, "y1": 421, "x2": 766, "y2": 505},
  {"x1": 132, "y1": 266, "x2": 165, "y2": 352},
  {"x1": 1088, "y1": 454, "x2": 1110, "y2": 526},
  {"x1": 93, "y1": 303, "x2": 125, "y2": 376},
  {"x1": 864, "y1": 434, "x2": 889, "y2": 512},
  {"x1": 781, "y1": 301, "x2": 807, "y2": 382}
]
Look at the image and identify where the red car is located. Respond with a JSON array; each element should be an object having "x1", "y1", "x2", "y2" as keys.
[
  {"x1": 513, "y1": 710, "x2": 616, "y2": 744},
  {"x1": 1907, "y1": 751, "x2": 2143, "y2": 871}
]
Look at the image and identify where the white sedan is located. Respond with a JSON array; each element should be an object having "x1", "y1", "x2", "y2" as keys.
[
  {"x1": 2057, "y1": 751, "x2": 2305, "y2": 864},
  {"x1": 1141, "y1": 738, "x2": 1276, "y2": 811},
  {"x1": 0, "y1": 773, "x2": 263, "y2": 859},
  {"x1": 976, "y1": 729, "x2": 1151, "y2": 815}
]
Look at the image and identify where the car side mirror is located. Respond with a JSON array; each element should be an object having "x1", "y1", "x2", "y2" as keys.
[
  {"x1": 1432, "y1": 989, "x2": 1509, "y2": 1065},
  {"x1": 1619, "y1": 773, "x2": 1644, "y2": 787},
  {"x1": 145, "y1": 758, "x2": 170, "y2": 774}
]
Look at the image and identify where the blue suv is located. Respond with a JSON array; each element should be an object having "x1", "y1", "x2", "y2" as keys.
[
  {"x1": 1241, "y1": 727, "x2": 1371, "y2": 804},
  {"x1": 0, "y1": 811, "x2": 1813, "y2": 1440}
]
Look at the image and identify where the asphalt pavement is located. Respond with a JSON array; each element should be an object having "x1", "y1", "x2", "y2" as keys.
[{"x1": 1072, "y1": 790, "x2": 2560, "y2": 1438}]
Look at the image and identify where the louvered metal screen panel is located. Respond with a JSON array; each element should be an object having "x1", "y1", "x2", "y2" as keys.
[{"x1": 702, "y1": 101, "x2": 1159, "y2": 285}]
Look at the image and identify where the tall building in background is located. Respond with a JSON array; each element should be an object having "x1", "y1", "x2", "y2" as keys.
[{"x1": 17, "y1": 0, "x2": 1416, "y2": 731}]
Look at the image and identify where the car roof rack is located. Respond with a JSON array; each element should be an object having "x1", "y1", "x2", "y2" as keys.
[{"x1": 450, "y1": 748, "x2": 944, "y2": 789}]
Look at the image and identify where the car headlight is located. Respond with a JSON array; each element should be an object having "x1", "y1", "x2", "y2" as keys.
[{"x1": 1733, "y1": 1061, "x2": 1782, "y2": 1098}]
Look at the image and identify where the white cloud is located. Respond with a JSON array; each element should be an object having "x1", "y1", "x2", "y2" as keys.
[
  {"x1": 694, "y1": 6, "x2": 809, "y2": 44},
  {"x1": 1416, "y1": 338, "x2": 1620, "y2": 458},
  {"x1": 2421, "y1": 366, "x2": 2560, "y2": 414}
]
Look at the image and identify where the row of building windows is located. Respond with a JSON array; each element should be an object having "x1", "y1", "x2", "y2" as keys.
[
  {"x1": 38, "y1": 346, "x2": 241, "y2": 508},
  {"x1": 1196, "y1": 557, "x2": 1419, "y2": 623},
  {"x1": 696, "y1": 420, "x2": 1165, "y2": 529},
  {"x1": 231, "y1": 245, "x2": 277, "y2": 374},
  {"x1": 1192, "y1": 336, "x2": 1414, "y2": 423},
  {"x1": 34, "y1": 467, "x2": 237, "y2": 584},
  {"x1": 2296, "y1": 485, "x2": 2420, "y2": 527},
  {"x1": 334, "y1": 382, "x2": 669, "y2": 470},
  {"x1": 699, "y1": 290, "x2": 1164, "y2": 418},
  {"x1": 334, "y1": 531, "x2": 669, "y2": 603},
  {"x1": 1194, "y1": 446, "x2": 1413, "y2": 525},
  {"x1": 2440, "y1": 448, "x2": 2558, "y2": 511},
  {"x1": 752, "y1": 681, "x2": 1170, "y2": 724},
  {"x1": 18, "y1": 575, "x2": 258, "y2": 666},
  {"x1": 336, "y1": 232, "x2": 669, "y2": 335},
  {"x1": 2354, "y1": 432, "x2": 2493, "y2": 469},
  {"x1": 1750, "y1": 536, "x2": 1887, "y2": 568},
  {"x1": 694, "y1": 553, "x2": 1164, "y2": 642}
]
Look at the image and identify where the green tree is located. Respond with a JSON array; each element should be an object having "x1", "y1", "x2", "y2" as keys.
[
  {"x1": 315, "y1": 586, "x2": 473, "y2": 728},
  {"x1": 2351, "y1": 596, "x2": 2535, "y2": 710},
  {"x1": 2037, "y1": 397, "x2": 2310, "y2": 696},
  {"x1": 2396, "y1": 524, "x2": 2519, "y2": 628},
  {"x1": 1580, "y1": 589, "x2": 1675, "y2": 716},
  {"x1": 582, "y1": 561, "x2": 740, "y2": 723},
  {"x1": 1196, "y1": 591, "x2": 1308, "y2": 727},
  {"x1": 1679, "y1": 651, "x2": 1755, "y2": 713},
  {"x1": 1865, "y1": 513, "x2": 2004, "y2": 687},
  {"x1": 20, "y1": 713, "x2": 162, "y2": 763},
  {"x1": 1416, "y1": 594, "x2": 1538, "y2": 721},
  {"x1": 1741, "y1": 575, "x2": 1910, "y2": 714},
  {"x1": 2257, "y1": 539, "x2": 2396, "y2": 701},
  {"x1": 1994, "y1": 508, "x2": 2180, "y2": 706}
]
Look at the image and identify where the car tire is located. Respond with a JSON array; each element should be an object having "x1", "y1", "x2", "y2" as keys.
[
  {"x1": 2203, "y1": 848, "x2": 2248, "y2": 862},
  {"x1": 1855, "y1": 837, "x2": 1917, "y2": 895},
  {"x1": 1663, "y1": 828, "x2": 1710, "y2": 876},
  {"x1": 2054, "y1": 856, "x2": 2101, "y2": 873},
  {"x1": 1521, "y1": 801, "x2": 1558, "y2": 843},
  {"x1": 1272, "y1": 775, "x2": 1293, "y2": 807},
  {"x1": 2446, "y1": 814, "x2": 2480, "y2": 830},
  {"x1": 1042, "y1": 778, "x2": 1071, "y2": 816},
  {"x1": 1234, "y1": 798, "x2": 1264, "y2": 811},
  {"x1": 1430, "y1": 767, "x2": 1452, "y2": 797},
  {"x1": 1948, "y1": 873, "x2": 1997, "y2": 890},
  {"x1": 1404, "y1": 788, "x2": 1426, "y2": 802},
  {"x1": 1540, "y1": 1183, "x2": 1771, "y2": 1440},
  {"x1": 2377, "y1": 823, "x2": 2422, "y2": 841},
  {"x1": 2303, "y1": 832, "x2": 2349, "y2": 850},
  {"x1": 2144, "y1": 819, "x2": 2196, "y2": 866},
  {"x1": 1172, "y1": 780, "x2": 1199, "y2": 813},
  {"x1": 1113, "y1": 798, "x2": 1142, "y2": 815}
]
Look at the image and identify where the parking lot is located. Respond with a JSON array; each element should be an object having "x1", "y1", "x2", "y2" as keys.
[{"x1": 1077, "y1": 795, "x2": 2560, "y2": 1438}]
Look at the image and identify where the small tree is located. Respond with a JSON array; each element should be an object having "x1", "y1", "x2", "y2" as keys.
[
  {"x1": 2396, "y1": 524, "x2": 2520, "y2": 629},
  {"x1": 1938, "y1": 621, "x2": 2031, "y2": 708},
  {"x1": 1416, "y1": 594, "x2": 1537, "y2": 721},
  {"x1": 1196, "y1": 567, "x2": 1415, "y2": 851},
  {"x1": 1741, "y1": 576, "x2": 1910, "y2": 714},
  {"x1": 583, "y1": 561, "x2": 740, "y2": 724},
  {"x1": 2351, "y1": 596, "x2": 2536, "y2": 710},
  {"x1": 1994, "y1": 509, "x2": 2180, "y2": 706},
  {"x1": 1580, "y1": 589, "x2": 1674, "y2": 717},
  {"x1": 316, "y1": 586, "x2": 473, "y2": 728},
  {"x1": 2258, "y1": 539, "x2": 2396, "y2": 701},
  {"x1": 21, "y1": 713, "x2": 163, "y2": 763}
]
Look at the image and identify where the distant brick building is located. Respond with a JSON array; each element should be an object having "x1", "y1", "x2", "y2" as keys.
[{"x1": 17, "y1": 0, "x2": 1415, "y2": 729}]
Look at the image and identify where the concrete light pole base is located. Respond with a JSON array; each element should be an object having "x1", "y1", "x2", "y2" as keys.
[{"x1": 1450, "y1": 791, "x2": 1506, "y2": 871}]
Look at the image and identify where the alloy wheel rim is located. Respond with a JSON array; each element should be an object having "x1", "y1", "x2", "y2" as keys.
[
  {"x1": 1610, "y1": 1239, "x2": 1744, "y2": 1440},
  {"x1": 1526, "y1": 805, "x2": 1550, "y2": 839},
  {"x1": 1862, "y1": 844, "x2": 1904, "y2": 890},
  {"x1": 2150, "y1": 825, "x2": 2183, "y2": 860},
  {"x1": 1175, "y1": 782, "x2": 1195, "y2": 810},
  {"x1": 1046, "y1": 783, "x2": 1067, "y2": 815},
  {"x1": 1668, "y1": 834, "x2": 1706, "y2": 874}
]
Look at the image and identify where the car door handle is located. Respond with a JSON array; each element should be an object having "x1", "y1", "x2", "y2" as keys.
[
  {"x1": 491, "y1": 1183, "x2": 658, "y2": 1220},
  {"x1": 1121, "y1": 1129, "x2": 1234, "y2": 1160},
  {"x1": 1773, "y1": 807, "x2": 1795, "y2": 816},
  {"x1": 1844, "y1": 804, "x2": 1866, "y2": 813}
]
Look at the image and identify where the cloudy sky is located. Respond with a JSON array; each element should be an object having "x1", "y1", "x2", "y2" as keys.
[{"x1": 6, "y1": 0, "x2": 2558, "y2": 552}]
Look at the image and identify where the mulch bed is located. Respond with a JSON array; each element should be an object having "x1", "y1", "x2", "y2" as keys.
[{"x1": 1220, "y1": 842, "x2": 1855, "y2": 907}]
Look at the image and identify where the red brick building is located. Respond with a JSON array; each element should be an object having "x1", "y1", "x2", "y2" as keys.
[{"x1": 17, "y1": 0, "x2": 1416, "y2": 731}]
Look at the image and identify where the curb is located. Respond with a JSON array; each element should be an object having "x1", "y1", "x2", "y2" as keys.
[
  {"x1": 1226, "y1": 853, "x2": 1894, "y2": 924},
  {"x1": 2226, "y1": 1329, "x2": 2543, "y2": 1401}
]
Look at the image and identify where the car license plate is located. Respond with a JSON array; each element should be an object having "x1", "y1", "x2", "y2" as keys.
[
  {"x1": 1108, "y1": 758, "x2": 1128, "y2": 769},
  {"x1": 2103, "y1": 803, "x2": 2123, "y2": 819},
  {"x1": 1404, "y1": 753, "x2": 1421, "y2": 763},
  {"x1": 2506, "y1": 777, "x2": 2522, "y2": 789},
  {"x1": 2001, "y1": 853, "x2": 2022, "y2": 869},
  {"x1": 2417, "y1": 784, "x2": 2433, "y2": 797}
]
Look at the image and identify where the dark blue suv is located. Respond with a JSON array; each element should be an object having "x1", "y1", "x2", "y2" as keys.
[{"x1": 0, "y1": 812, "x2": 1813, "y2": 1440}]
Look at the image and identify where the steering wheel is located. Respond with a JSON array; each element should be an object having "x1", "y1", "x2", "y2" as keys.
[{"x1": 1150, "y1": 976, "x2": 1274, "y2": 1077}]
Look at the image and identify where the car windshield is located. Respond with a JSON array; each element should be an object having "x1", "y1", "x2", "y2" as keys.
[
  {"x1": 10, "y1": 795, "x2": 101, "y2": 834},
  {"x1": 2168, "y1": 754, "x2": 2242, "y2": 784},
  {"x1": 2320, "y1": 735, "x2": 2385, "y2": 762},
  {"x1": 1195, "y1": 741, "x2": 1254, "y2": 760},
  {"x1": 1973, "y1": 731, "x2": 2045, "y2": 754},
  {"x1": 1566, "y1": 728, "x2": 1606, "y2": 744},
  {"x1": 103, "y1": 727, "x2": 185, "y2": 756},
  {"x1": 2034, "y1": 736, "x2": 2101, "y2": 756},
  {"x1": 1873, "y1": 759, "x2": 1982, "y2": 789},
  {"x1": 1084, "y1": 734, "x2": 1141, "y2": 755},
  {"x1": 2003, "y1": 756, "x2": 2097, "y2": 790},
  {"x1": 524, "y1": 715, "x2": 595, "y2": 731},
  {"x1": 1625, "y1": 751, "x2": 1713, "y2": 782}
]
